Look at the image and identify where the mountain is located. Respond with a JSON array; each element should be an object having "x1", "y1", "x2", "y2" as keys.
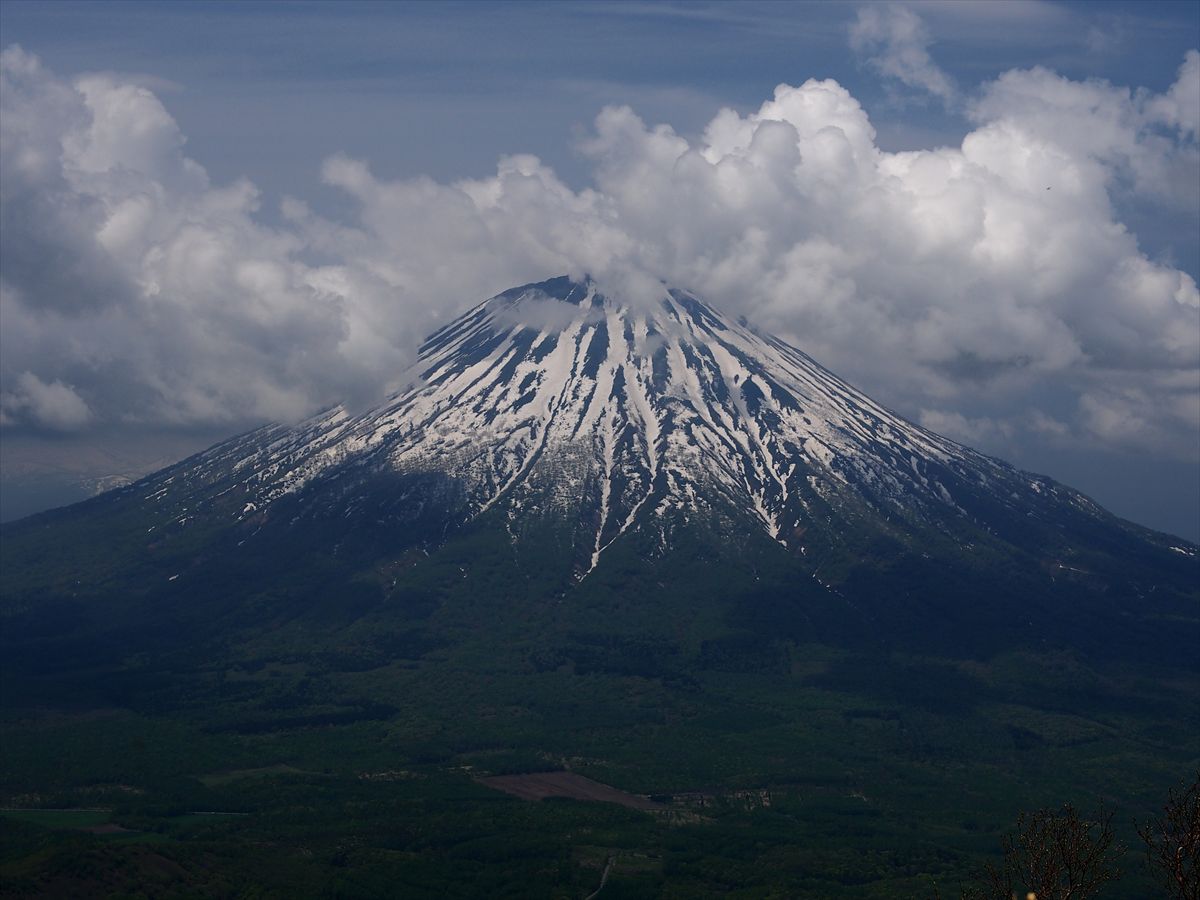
[
  {"x1": 18, "y1": 275, "x2": 1192, "y2": 648},
  {"x1": 142, "y1": 275, "x2": 1172, "y2": 565},
  {"x1": 1, "y1": 276, "x2": 1197, "y2": 898}
]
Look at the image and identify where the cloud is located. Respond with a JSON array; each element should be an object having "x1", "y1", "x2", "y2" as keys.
[
  {"x1": 1, "y1": 41, "x2": 1197, "y2": 465},
  {"x1": 917, "y1": 409, "x2": 1014, "y2": 447},
  {"x1": 849, "y1": 4, "x2": 957, "y2": 106},
  {"x1": 0, "y1": 372, "x2": 92, "y2": 431},
  {"x1": 971, "y1": 58, "x2": 1200, "y2": 212},
  {"x1": 1, "y1": 45, "x2": 424, "y2": 430},
  {"x1": 1151, "y1": 49, "x2": 1200, "y2": 141},
  {"x1": 1078, "y1": 375, "x2": 1200, "y2": 459}
]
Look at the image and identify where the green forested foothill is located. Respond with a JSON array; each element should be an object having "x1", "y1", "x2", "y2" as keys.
[{"x1": 1, "y1": 463, "x2": 1196, "y2": 897}]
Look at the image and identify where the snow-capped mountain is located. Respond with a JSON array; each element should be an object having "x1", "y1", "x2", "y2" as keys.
[
  {"x1": 151, "y1": 275, "x2": 1182, "y2": 581},
  {"x1": 4, "y1": 275, "x2": 1198, "y2": 679}
]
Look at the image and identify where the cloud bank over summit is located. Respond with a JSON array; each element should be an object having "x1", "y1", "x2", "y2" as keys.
[{"x1": 1, "y1": 38, "x2": 1197, "y2": 465}]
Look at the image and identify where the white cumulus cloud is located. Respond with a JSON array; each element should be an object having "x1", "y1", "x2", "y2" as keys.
[
  {"x1": 1, "y1": 39, "x2": 1197, "y2": 464},
  {"x1": 1, "y1": 46, "x2": 424, "y2": 429}
]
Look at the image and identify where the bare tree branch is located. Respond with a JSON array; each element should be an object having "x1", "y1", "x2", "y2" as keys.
[
  {"x1": 1138, "y1": 773, "x2": 1200, "y2": 900},
  {"x1": 973, "y1": 802, "x2": 1121, "y2": 900}
]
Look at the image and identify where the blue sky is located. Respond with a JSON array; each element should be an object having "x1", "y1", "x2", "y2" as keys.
[
  {"x1": 1, "y1": 0, "x2": 1198, "y2": 538},
  {"x1": 7, "y1": 1, "x2": 1197, "y2": 191}
]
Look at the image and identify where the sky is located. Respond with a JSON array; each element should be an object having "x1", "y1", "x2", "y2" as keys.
[{"x1": 0, "y1": 0, "x2": 1198, "y2": 539}]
